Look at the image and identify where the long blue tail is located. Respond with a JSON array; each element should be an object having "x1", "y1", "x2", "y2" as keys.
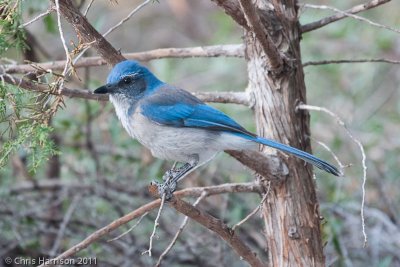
[{"x1": 252, "y1": 136, "x2": 341, "y2": 176}]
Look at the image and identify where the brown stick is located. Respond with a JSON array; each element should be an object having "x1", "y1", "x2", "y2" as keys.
[
  {"x1": 37, "y1": 182, "x2": 262, "y2": 267},
  {"x1": 2, "y1": 44, "x2": 244, "y2": 74},
  {"x1": 210, "y1": 0, "x2": 249, "y2": 30},
  {"x1": 301, "y1": 0, "x2": 391, "y2": 33},
  {"x1": 2, "y1": 75, "x2": 251, "y2": 104},
  {"x1": 238, "y1": 0, "x2": 282, "y2": 72},
  {"x1": 168, "y1": 195, "x2": 265, "y2": 267},
  {"x1": 53, "y1": 0, "x2": 125, "y2": 65}
]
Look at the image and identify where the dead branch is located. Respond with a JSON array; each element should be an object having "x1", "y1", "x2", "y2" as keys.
[
  {"x1": 301, "y1": 0, "x2": 391, "y2": 33},
  {"x1": 168, "y1": 195, "x2": 265, "y2": 267},
  {"x1": 303, "y1": 58, "x2": 400, "y2": 67},
  {"x1": 2, "y1": 44, "x2": 244, "y2": 74},
  {"x1": 297, "y1": 104, "x2": 368, "y2": 246},
  {"x1": 238, "y1": 0, "x2": 282, "y2": 72},
  {"x1": 51, "y1": 0, "x2": 124, "y2": 65},
  {"x1": 1, "y1": 75, "x2": 250, "y2": 104},
  {"x1": 303, "y1": 3, "x2": 400, "y2": 34},
  {"x1": 37, "y1": 182, "x2": 261, "y2": 266},
  {"x1": 210, "y1": 0, "x2": 249, "y2": 30}
]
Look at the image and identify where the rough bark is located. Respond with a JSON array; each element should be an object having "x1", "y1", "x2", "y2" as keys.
[
  {"x1": 245, "y1": 1, "x2": 325, "y2": 266},
  {"x1": 54, "y1": 0, "x2": 124, "y2": 66}
]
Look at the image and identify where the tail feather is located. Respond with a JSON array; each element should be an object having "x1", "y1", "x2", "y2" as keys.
[{"x1": 253, "y1": 136, "x2": 341, "y2": 176}]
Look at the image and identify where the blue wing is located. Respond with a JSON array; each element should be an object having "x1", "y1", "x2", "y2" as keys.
[
  {"x1": 140, "y1": 86, "x2": 341, "y2": 176},
  {"x1": 140, "y1": 86, "x2": 255, "y2": 137}
]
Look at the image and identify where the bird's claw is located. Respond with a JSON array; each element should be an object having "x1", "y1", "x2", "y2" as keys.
[
  {"x1": 150, "y1": 180, "x2": 177, "y2": 200},
  {"x1": 162, "y1": 168, "x2": 179, "y2": 181}
]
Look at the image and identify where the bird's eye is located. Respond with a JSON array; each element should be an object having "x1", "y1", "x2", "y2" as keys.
[{"x1": 123, "y1": 76, "x2": 132, "y2": 84}]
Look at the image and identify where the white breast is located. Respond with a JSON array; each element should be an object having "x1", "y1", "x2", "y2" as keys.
[{"x1": 110, "y1": 95, "x2": 256, "y2": 164}]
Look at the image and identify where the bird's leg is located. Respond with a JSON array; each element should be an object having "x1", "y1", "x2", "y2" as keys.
[
  {"x1": 155, "y1": 157, "x2": 198, "y2": 200},
  {"x1": 162, "y1": 161, "x2": 178, "y2": 181}
]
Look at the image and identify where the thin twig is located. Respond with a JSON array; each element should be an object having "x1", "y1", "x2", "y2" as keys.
[
  {"x1": 37, "y1": 182, "x2": 261, "y2": 267},
  {"x1": 311, "y1": 137, "x2": 349, "y2": 171},
  {"x1": 54, "y1": 0, "x2": 71, "y2": 90},
  {"x1": 232, "y1": 181, "x2": 271, "y2": 231},
  {"x1": 103, "y1": 0, "x2": 151, "y2": 37},
  {"x1": 72, "y1": 0, "x2": 151, "y2": 65},
  {"x1": 49, "y1": 195, "x2": 81, "y2": 256},
  {"x1": 301, "y1": 0, "x2": 391, "y2": 33},
  {"x1": 19, "y1": 6, "x2": 55, "y2": 28},
  {"x1": 2, "y1": 44, "x2": 244, "y2": 74},
  {"x1": 142, "y1": 193, "x2": 166, "y2": 257},
  {"x1": 1, "y1": 74, "x2": 249, "y2": 105},
  {"x1": 297, "y1": 104, "x2": 368, "y2": 246},
  {"x1": 303, "y1": 58, "x2": 400, "y2": 67},
  {"x1": 168, "y1": 195, "x2": 265, "y2": 267},
  {"x1": 303, "y1": 3, "x2": 399, "y2": 34},
  {"x1": 156, "y1": 191, "x2": 207, "y2": 267},
  {"x1": 83, "y1": 0, "x2": 95, "y2": 16},
  {"x1": 107, "y1": 212, "x2": 148, "y2": 242}
]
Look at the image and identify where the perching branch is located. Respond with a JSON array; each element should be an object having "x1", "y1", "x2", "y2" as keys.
[
  {"x1": 2, "y1": 44, "x2": 244, "y2": 74},
  {"x1": 1, "y1": 75, "x2": 250, "y2": 104},
  {"x1": 167, "y1": 195, "x2": 265, "y2": 267},
  {"x1": 38, "y1": 182, "x2": 262, "y2": 267},
  {"x1": 301, "y1": 0, "x2": 391, "y2": 33},
  {"x1": 238, "y1": 0, "x2": 283, "y2": 72}
]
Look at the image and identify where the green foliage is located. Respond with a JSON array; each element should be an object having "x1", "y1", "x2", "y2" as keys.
[
  {"x1": 0, "y1": 84, "x2": 58, "y2": 172},
  {"x1": 0, "y1": 0, "x2": 27, "y2": 55},
  {"x1": 43, "y1": 14, "x2": 57, "y2": 34}
]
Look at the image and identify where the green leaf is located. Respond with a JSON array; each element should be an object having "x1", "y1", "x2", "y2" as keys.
[{"x1": 43, "y1": 14, "x2": 57, "y2": 34}]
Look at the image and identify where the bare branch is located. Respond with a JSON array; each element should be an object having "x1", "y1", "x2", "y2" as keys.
[
  {"x1": 303, "y1": 58, "x2": 400, "y2": 67},
  {"x1": 301, "y1": 0, "x2": 392, "y2": 33},
  {"x1": 232, "y1": 181, "x2": 270, "y2": 231},
  {"x1": 54, "y1": 0, "x2": 71, "y2": 87},
  {"x1": 226, "y1": 150, "x2": 289, "y2": 183},
  {"x1": 167, "y1": 195, "x2": 265, "y2": 267},
  {"x1": 2, "y1": 74, "x2": 250, "y2": 105},
  {"x1": 38, "y1": 182, "x2": 261, "y2": 266},
  {"x1": 193, "y1": 91, "x2": 250, "y2": 106},
  {"x1": 52, "y1": 0, "x2": 124, "y2": 65},
  {"x1": 304, "y1": 3, "x2": 400, "y2": 34},
  {"x1": 142, "y1": 193, "x2": 167, "y2": 257},
  {"x1": 297, "y1": 104, "x2": 368, "y2": 246},
  {"x1": 238, "y1": 0, "x2": 283, "y2": 72},
  {"x1": 156, "y1": 192, "x2": 207, "y2": 267},
  {"x1": 49, "y1": 195, "x2": 82, "y2": 256},
  {"x1": 210, "y1": 0, "x2": 249, "y2": 30},
  {"x1": 3, "y1": 45, "x2": 244, "y2": 74},
  {"x1": 19, "y1": 6, "x2": 55, "y2": 28},
  {"x1": 83, "y1": 0, "x2": 95, "y2": 16},
  {"x1": 73, "y1": 0, "x2": 152, "y2": 65},
  {"x1": 103, "y1": 0, "x2": 151, "y2": 37},
  {"x1": 107, "y1": 212, "x2": 148, "y2": 242}
]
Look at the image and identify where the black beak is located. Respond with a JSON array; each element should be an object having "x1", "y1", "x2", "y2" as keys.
[{"x1": 94, "y1": 84, "x2": 111, "y2": 94}]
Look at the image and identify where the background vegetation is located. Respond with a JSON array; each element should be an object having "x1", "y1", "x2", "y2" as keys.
[{"x1": 0, "y1": 0, "x2": 399, "y2": 266}]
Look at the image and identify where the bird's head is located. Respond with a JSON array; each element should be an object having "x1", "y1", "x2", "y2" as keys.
[{"x1": 94, "y1": 60, "x2": 163, "y2": 102}]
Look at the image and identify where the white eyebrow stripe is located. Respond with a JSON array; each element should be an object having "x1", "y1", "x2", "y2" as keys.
[{"x1": 121, "y1": 72, "x2": 140, "y2": 79}]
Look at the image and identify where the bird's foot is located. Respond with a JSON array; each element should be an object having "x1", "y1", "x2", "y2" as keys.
[
  {"x1": 150, "y1": 180, "x2": 177, "y2": 200},
  {"x1": 162, "y1": 168, "x2": 181, "y2": 181}
]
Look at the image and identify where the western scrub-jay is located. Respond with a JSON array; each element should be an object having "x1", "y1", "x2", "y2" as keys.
[{"x1": 95, "y1": 60, "x2": 340, "y2": 198}]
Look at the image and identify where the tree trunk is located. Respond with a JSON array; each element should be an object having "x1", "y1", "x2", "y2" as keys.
[{"x1": 245, "y1": 1, "x2": 325, "y2": 266}]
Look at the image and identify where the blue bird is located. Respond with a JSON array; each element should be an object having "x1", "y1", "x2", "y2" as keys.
[{"x1": 95, "y1": 60, "x2": 341, "y2": 198}]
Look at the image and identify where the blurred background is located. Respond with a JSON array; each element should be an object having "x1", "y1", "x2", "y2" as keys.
[{"x1": 0, "y1": 0, "x2": 399, "y2": 266}]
